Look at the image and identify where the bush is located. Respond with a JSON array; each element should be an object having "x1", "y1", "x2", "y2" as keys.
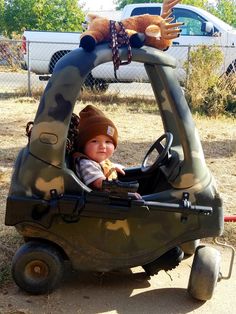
[
  {"x1": 0, "y1": 40, "x2": 23, "y2": 70},
  {"x1": 184, "y1": 45, "x2": 236, "y2": 116}
]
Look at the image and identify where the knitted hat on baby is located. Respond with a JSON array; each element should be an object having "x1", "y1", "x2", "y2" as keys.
[{"x1": 76, "y1": 105, "x2": 118, "y2": 149}]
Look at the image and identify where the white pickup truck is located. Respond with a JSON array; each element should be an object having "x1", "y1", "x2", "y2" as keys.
[{"x1": 22, "y1": 3, "x2": 236, "y2": 89}]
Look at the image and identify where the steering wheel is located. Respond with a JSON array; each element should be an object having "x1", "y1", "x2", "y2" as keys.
[{"x1": 141, "y1": 132, "x2": 173, "y2": 173}]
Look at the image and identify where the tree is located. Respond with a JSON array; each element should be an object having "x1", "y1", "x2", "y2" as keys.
[
  {"x1": 0, "y1": 0, "x2": 4, "y2": 34},
  {"x1": 180, "y1": 0, "x2": 207, "y2": 7},
  {"x1": 208, "y1": 0, "x2": 236, "y2": 27},
  {"x1": 4, "y1": 0, "x2": 38, "y2": 37},
  {"x1": 0, "y1": 0, "x2": 4, "y2": 35},
  {"x1": 34, "y1": 0, "x2": 85, "y2": 32},
  {"x1": 3, "y1": 0, "x2": 85, "y2": 37}
]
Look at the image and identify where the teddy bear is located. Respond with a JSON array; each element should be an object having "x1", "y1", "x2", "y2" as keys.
[{"x1": 80, "y1": 0, "x2": 183, "y2": 52}]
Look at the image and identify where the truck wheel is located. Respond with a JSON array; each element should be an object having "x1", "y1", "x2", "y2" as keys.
[
  {"x1": 226, "y1": 60, "x2": 236, "y2": 75},
  {"x1": 83, "y1": 73, "x2": 109, "y2": 93},
  {"x1": 12, "y1": 241, "x2": 64, "y2": 294},
  {"x1": 93, "y1": 78, "x2": 109, "y2": 92},
  {"x1": 49, "y1": 50, "x2": 71, "y2": 74},
  {"x1": 181, "y1": 239, "x2": 200, "y2": 256},
  {"x1": 187, "y1": 245, "x2": 221, "y2": 301}
]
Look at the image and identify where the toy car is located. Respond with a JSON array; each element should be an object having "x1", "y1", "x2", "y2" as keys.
[{"x1": 5, "y1": 44, "x2": 234, "y2": 299}]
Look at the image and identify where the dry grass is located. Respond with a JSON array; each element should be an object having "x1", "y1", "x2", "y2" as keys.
[{"x1": 0, "y1": 96, "x2": 235, "y2": 284}]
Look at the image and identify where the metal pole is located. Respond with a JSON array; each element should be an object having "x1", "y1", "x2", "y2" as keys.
[
  {"x1": 27, "y1": 40, "x2": 32, "y2": 96},
  {"x1": 186, "y1": 45, "x2": 191, "y2": 88}
]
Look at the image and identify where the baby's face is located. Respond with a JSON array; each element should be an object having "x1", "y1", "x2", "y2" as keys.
[{"x1": 84, "y1": 135, "x2": 115, "y2": 163}]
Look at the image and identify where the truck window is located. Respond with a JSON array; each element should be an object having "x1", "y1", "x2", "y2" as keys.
[
  {"x1": 130, "y1": 7, "x2": 161, "y2": 16},
  {"x1": 173, "y1": 8, "x2": 217, "y2": 36}
]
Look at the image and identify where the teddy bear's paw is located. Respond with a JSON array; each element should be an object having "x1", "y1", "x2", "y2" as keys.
[
  {"x1": 129, "y1": 33, "x2": 145, "y2": 48},
  {"x1": 163, "y1": 46, "x2": 170, "y2": 52},
  {"x1": 80, "y1": 35, "x2": 96, "y2": 52}
]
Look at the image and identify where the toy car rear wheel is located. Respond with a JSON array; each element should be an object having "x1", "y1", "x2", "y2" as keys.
[
  {"x1": 188, "y1": 245, "x2": 221, "y2": 301},
  {"x1": 12, "y1": 241, "x2": 64, "y2": 294}
]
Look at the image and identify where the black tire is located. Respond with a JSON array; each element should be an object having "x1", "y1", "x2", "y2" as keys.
[
  {"x1": 49, "y1": 50, "x2": 70, "y2": 74},
  {"x1": 83, "y1": 73, "x2": 109, "y2": 93},
  {"x1": 226, "y1": 60, "x2": 236, "y2": 75},
  {"x1": 12, "y1": 241, "x2": 64, "y2": 294},
  {"x1": 188, "y1": 245, "x2": 221, "y2": 301},
  {"x1": 93, "y1": 78, "x2": 109, "y2": 92},
  {"x1": 142, "y1": 247, "x2": 184, "y2": 276}
]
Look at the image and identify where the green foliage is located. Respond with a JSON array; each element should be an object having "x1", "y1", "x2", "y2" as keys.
[
  {"x1": 184, "y1": 45, "x2": 236, "y2": 116},
  {"x1": 0, "y1": 0, "x2": 4, "y2": 34},
  {"x1": 34, "y1": 0, "x2": 85, "y2": 32},
  {"x1": 0, "y1": 264, "x2": 11, "y2": 286},
  {"x1": 208, "y1": 0, "x2": 236, "y2": 27},
  {"x1": 2, "y1": 0, "x2": 85, "y2": 37},
  {"x1": 181, "y1": 0, "x2": 207, "y2": 7},
  {"x1": 4, "y1": 0, "x2": 37, "y2": 37},
  {"x1": 0, "y1": 41, "x2": 23, "y2": 69}
]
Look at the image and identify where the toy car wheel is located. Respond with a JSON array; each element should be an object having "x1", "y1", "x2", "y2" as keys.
[
  {"x1": 142, "y1": 247, "x2": 184, "y2": 276},
  {"x1": 12, "y1": 241, "x2": 64, "y2": 294},
  {"x1": 187, "y1": 245, "x2": 221, "y2": 301},
  {"x1": 181, "y1": 239, "x2": 200, "y2": 256}
]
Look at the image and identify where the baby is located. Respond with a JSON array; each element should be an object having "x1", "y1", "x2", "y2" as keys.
[{"x1": 73, "y1": 105, "x2": 125, "y2": 190}]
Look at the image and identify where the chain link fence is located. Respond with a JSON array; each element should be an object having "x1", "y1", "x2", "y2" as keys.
[{"x1": 0, "y1": 38, "x2": 235, "y2": 99}]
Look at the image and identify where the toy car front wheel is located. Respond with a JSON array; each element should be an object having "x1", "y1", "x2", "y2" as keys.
[
  {"x1": 142, "y1": 246, "x2": 184, "y2": 276},
  {"x1": 188, "y1": 245, "x2": 221, "y2": 301},
  {"x1": 12, "y1": 241, "x2": 64, "y2": 294}
]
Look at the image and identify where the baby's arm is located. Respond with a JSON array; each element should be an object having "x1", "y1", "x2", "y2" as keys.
[
  {"x1": 113, "y1": 163, "x2": 142, "y2": 200},
  {"x1": 76, "y1": 158, "x2": 106, "y2": 189},
  {"x1": 89, "y1": 177, "x2": 104, "y2": 190}
]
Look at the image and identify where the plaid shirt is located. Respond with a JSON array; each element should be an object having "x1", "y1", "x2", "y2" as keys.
[{"x1": 75, "y1": 158, "x2": 106, "y2": 186}]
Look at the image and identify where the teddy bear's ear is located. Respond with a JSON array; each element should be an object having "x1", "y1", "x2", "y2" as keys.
[{"x1": 145, "y1": 25, "x2": 161, "y2": 39}]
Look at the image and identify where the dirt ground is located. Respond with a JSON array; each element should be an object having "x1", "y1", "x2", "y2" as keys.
[{"x1": 0, "y1": 97, "x2": 235, "y2": 313}]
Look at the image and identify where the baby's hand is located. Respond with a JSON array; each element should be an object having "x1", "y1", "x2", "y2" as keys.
[
  {"x1": 128, "y1": 192, "x2": 142, "y2": 200},
  {"x1": 114, "y1": 163, "x2": 126, "y2": 176}
]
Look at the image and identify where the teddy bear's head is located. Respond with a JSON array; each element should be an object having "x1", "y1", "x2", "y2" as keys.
[{"x1": 80, "y1": 14, "x2": 175, "y2": 52}]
